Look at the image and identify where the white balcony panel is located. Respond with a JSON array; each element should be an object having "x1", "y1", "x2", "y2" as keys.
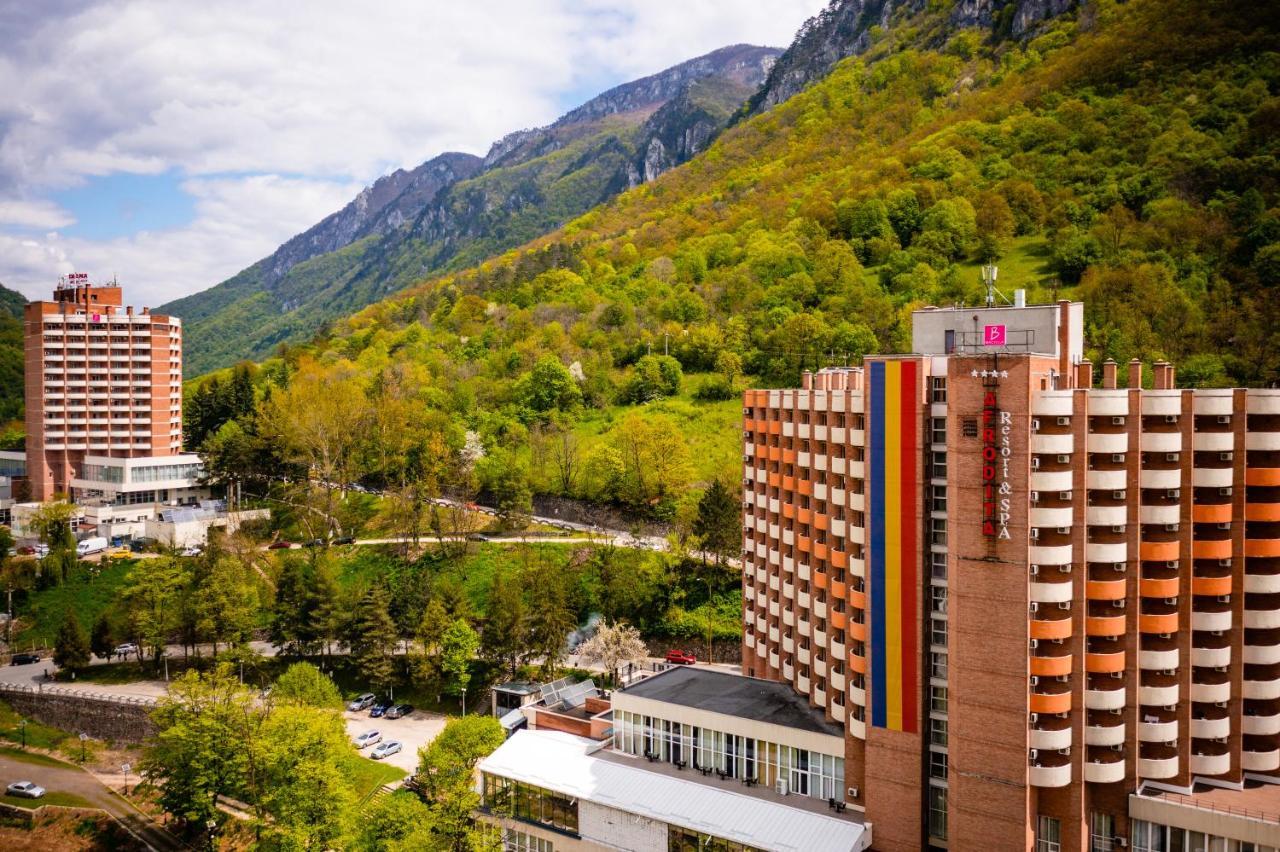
[
  {"x1": 1142, "y1": 468, "x2": 1184, "y2": 490},
  {"x1": 1089, "y1": 505, "x2": 1129, "y2": 526},
  {"x1": 1245, "y1": 678, "x2": 1280, "y2": 700},
  {"x1": 1139, "y1": 648, "x2": 1179, "y2": 670},
  {"x1": 1189, "y1": 716, "x2": 1230, "y2": 740},
  {"x1": 1032, "y1": 393, "x2": 1074, "y2": 418},
  {"x1": 1085, "y1": 723, "x2": 1125, "y2": 747},
  {"x1": 1245, "y1": 572, "x2": 1280, "y2": 594},
  {"x1": 1030, "y1": 581, "x2": 1073, "y2": 604},
  {"x1": 1032, "y1": 470, "x2": 1075, "y2": 493},
  {"x1": 1139, "y1": 504, "x2": 1180, "y2": 525},
  {"x1": 1138, "y1": 720, "x2": 1177, "y2": 742},
  {"x1": 1245, "y1": 608, "x2": 1280, "y2": 630},
  {"x1": 1030, "y1": 727, "x2": 1073, "y2": 751},
  {"x1": 1139, "y1": 684, "x2": 1179, "y2": 706},
  {"x1": 1030, "y1": 544, "x2": 1073, "y2": 566},
  {"x1": 1192, "y1": 467, "x2": 1234, "y2": 489},
  {"x1": 1142, "y1": 393, "x2": 1183, "y2": 417},
  {"x1": 1193, "y1": 392, "x2": 1234, "y2": 416},
  {"x1": 1246, "y1": 391, "x2": 1280, "y2": 415},
  {"x1": 1088, "y1": 432, "x2": 1129, "y2": 454},
  {"x1": 1189, "y1": 752, "x2": 1231, "y2": 776},
  {"x1": 1089, "y1": 392, "x2": 1129, "y2": 417},
  {"x1": 1031, "y1": 433, "x2": 1074, "y2": 455},
  {"x1": 1032, "y1": 506, "x2": 1075, "y2": 528},
  {"x1": 1087, "y1": 542, "x2": 1127, "y2": 563},
  {"x1": 1088, "y1": 469, "x2": 1128, "y2": 491},
  {"x1": 1195, "y1": 431, "x2": 1235, "y2": 453},
  {"x1": 1143, "y1": 431, "x2": 1182, "y2": 453},
  {"x1": 1192, "y1": 610, "x2": 1232, "y2": 632},
  {"x1": 1242, "y1": 750, "x2": 1280, "y2": 772},
  {"x1": 1028, "y1": 762, "x2": 1072, "y2": 788},
  {"x1": 1190, "y1": 645, "x2": 1230, "y2": 668},
  {"x1": 1085, "y1": 688, "x2": 1126, "y2": 711},
  {"x1": 1244, "y1": 642, "x2": 1280, "y2": 665},
  {"x1": 1138, "y1": 757, "x2": 1178, "y2": 779},
  {"x1": 1190, "y1": 680, "x2": 1231, "y2": 703}
]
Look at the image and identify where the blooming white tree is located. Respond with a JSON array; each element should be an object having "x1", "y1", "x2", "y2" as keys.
[{"x1": 575, "y1": 620, "x2": 648, "y2": 685}]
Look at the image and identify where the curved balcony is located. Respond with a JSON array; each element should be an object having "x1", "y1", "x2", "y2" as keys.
[
  {"x1": 1247, "y1": 392, "x2": 1280, "y2": 415},
  {"x1": 1139, "y1": 683, "x2": 1180, "y2": 706},
  {"x1": 1190, "y1": 715, "x2": 1231, "y2": 740},
  {"x1": 1139, "y1": 648, "x2": 1180, "y2": 670},
  {"x1": 1031, "y1": 614, "x2": 1073, "y2": 641},
  {"x1": 1191, "y1": 609, "x2": 1233, "y2": 632},
  {"x1": 1086, "y1": 719, "x2": 1126, "y2": 747},
  {"x1": 1193, "y1": 467, "x2": 1235, "y2": 489},
  {"x1": 1030, "y1": 544, "x2": 1073, "y2": 566},
  {"x1": 1244, "y1": 639, "x2": 1280, "y2": 666},
  {"x1": 1030, "y1": 688, "x2": 1072, "y2": 715},
  {"x1": 1247, "y1": 501, "x2": 1280, "y2": 523},
  {"x1": 1090, "y1": 393, "x2": 1129, "y2": 417},
  {"x1": 1242, "y1": 710, "x2": 1280, "y2": 736},
  {"x1": 1086, "y1": 650, "x2": 1126, "y2": 674},
  {"x1": 1089, "y1": 504, "x2": 1130, "y2": 526},
  {"x1": 1195, "y1": 392, "x2": 1235, "y2": 416},
  {"x1": 1141, "y1": 540, "x2": 1181, "y2": 562},
  {"x1": 1247, "y1": 468, "x2": 1280, "y2": 487},
  {"x1": 1029, "y1": 756, "x2": 1073, "y2": 788},
  {"x1": 1143, "y1": 468, "x2": 1184, "y2": 490},
  {"x1": 1033, "y1": 393, "x2": 1075, "y2": 418},
  {"x1": 1032, "y1": 433, "x2": 1075, "y2": 455},
  {"x1": 1089, "y1": 432, "x2": 1129, "y2": 454},
  {"x1": 1242, "y1": 748, "x2": 1280, "y2": 772},
  {"x1": 1030, "y1": 719, "x2": 1073, "y2": 751},
  {"x1": 1031, "y1": 580, "x2": 1074, "y2": 604},
  {"x1": 1193, "y1": 538, "x2": 1233, "y2": 561},
  {"x1": 1030, "y1": 650, "x2": 1073, "y2": 678},
  {"x1": 1245, "y1": 676, "x2": 1280, "y2": 701},
  {"x1": 1247, "y1": 538, "x2": 1280, "y2": 560},
  {"x1": 1190, "y1": 748, "x2": 1232, "y2": 777},
  {"x1": 1087, "y1": 612, "x2": 1127, "y2": 637},
  {"x1": 1138, "y1": 747, "x2": 1179, "y2": 779},
  {"x1": 1192, "y1": 573, "x2": 1233, "y2": 596},
  {"x1": 1246, "y1": 570, "x2": 1280, "y2": 594},
  {"x1": 1190, "y1": 645, "x2": 1231, "y2": 668},
  {"x1": 1140, "y1": 504, "x2": 1180, "y2": 525},
  {"x1": 1085, "y1": 752, "x2": 1127, "y2": 784},
  {"x1": 1032, "y1": 470, "x2": 1075, "y2": 493},
  {"x1": 1140, "y1": 575, "x2": 1180, "y2": 598},
  {"x1": 1139, "y1": 717, "x2": 1178, "y2": 743},
  {"x1": 1087, "y1": 577, "x2": 1127, "y2": 601},
  {"x1": 1247, "y1": 432, "x2": 1280, "y2": 452},
  {"x1": 1144, "y1": 431, "x2": 1183, "y2": 453},
  {"x1": 1031, "y1": 506, "x2": 1075, "y2": 528},
  {"x1": 1143, "y1": 394, "x2": 1182, "y2": 417},
  {"x1": 1193, "y1": 502, "x2": 1233, "y2": 524},
  {"x1": 1195, "y1": 431, "x2": 1235, "y2": 453},
  {"x1": 1088, "y1": 469, "x2": 1129, "y2": 491},
  {"x1": 1085, "y1": 685, "x2": 1126, "y2": 711},
  {"x1": 1140, "y1": 611, "x2": 1180, "y2": 634},
  {"x1": 1191, "y1": 679, "x2": 1232, "y2": 703},
  {"x1": 1087, "y1": 541, "x2": 1128, "y2": 563},
  {"x1": 1245, "y1": 607, "x2": 1280, "y2": 630}
]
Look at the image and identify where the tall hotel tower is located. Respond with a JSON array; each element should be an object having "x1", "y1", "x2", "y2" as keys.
[
  {"x1": 24, "y1": 274, "x2": 185, "y2": 501},
  {"x1": 742, "y1": 299, "x2": 1280, "y2": 851}
]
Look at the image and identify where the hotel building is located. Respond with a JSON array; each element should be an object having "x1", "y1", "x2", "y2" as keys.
[{"x1": 741, "y1": 300, "x2": 1280, "y2": 850}]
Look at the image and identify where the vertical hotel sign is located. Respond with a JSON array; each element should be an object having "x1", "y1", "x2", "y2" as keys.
[
  {"x1": 981, "y1": 374, "x2": 1012, "y2": 541},
  {"x1": 868, "y1": 360, "x2": 918, "y2": 734}
]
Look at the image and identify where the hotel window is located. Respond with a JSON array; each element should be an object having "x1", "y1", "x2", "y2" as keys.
[
  {"x1": 931, "y1": 377, "x2": 947, "y2": 403},
  {"x1": 930, "y1": 618, "x2": 947, "y2": 648},
  {"x1": 930, "y1": 686, "x2": 948, "y2": 714},
  {"x1": 931, "y1": 552, "x2": 947, "y2": 581},
  {"x1": 931, "y1": 489, "x2": 947, "y2": 513},
  {"x1": 503, "y1": 830, "x2": 554, "y2": 852},
  {"x1": 929, "y1": 717, "x2": 948, "y2": 748},
  {"x1": 928, "y1": 785, "x2": 948, "y2": 840},
  {"x1": 930, "y1": 651, "x2": 948, "y2": 681},
  {"x1": 931, "y1": 452, "x2": 947, "y2": 479},
  {"x1": 931, "y1": 586, "x2": 948, "y2": 616},
  {"x1": 930, "y1": 518, "x2": 947, "y2": 546},
  {"x1": 931, "y1": 418, "x2": 947, "y2": 444},
  {"x1": 928, "y1": 750, "x2": 948, "y2": 780},
  {"x1": 482, "y1": 775, "x2": 579, "y2": 835},
  {"x1": 1089, "y1": 812, "x2": 1115, "y2": 852},
  {"x1": 1036, "y1": 816, "x2": 1061, "y2": 852},
  {"x1": 667, "y1": 826, "x2": 763, "y2": 852}
]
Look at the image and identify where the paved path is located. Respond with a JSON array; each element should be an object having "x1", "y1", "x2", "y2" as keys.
[{"x1": 0, "y1": 752, "x2": 185, "y2": 850}]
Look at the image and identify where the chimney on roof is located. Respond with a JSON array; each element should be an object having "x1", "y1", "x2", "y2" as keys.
[
  {"x1": 1102, "y1": 359, "x2": 1118, "y2": 390},
  {"x1": 1153, "y1": 360, "x2": 1175, "y2": 390},
  {"x1": 1058, "y1": 300, "x2": 1071, "y2": 388},
  {"x1": 1128, "y1": 359, "x2": 1143, "y2": 389},
  {"x1": 1076, "y1": 359, "x2": 1093, "y2": 390},
  {"x1": 802, "y1": 370, "x2": 813, "y2": 390}
]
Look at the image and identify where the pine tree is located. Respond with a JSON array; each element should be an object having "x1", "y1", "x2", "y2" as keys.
[
  {"x1": 89, "y1": 612, "x2": 114, "y2": 661},
  {"x1": 348, "y1": 586, "x2": 398, "y2": 693},
  {"x1": 54, "y1": 611, "x2": 91, "y2": 673},
  {"x1": 481, "y1": 571, "x2": 525, "y2": 678},
  {"x1": 693, "y1": 478, "x2": 740, "y2": 570}
]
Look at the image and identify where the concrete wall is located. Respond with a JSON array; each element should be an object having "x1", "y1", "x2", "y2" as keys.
[
  {"x1": 0, "y1": 683, "x2": 155, "y2": 744},
  {"x1": 581, "y1": 799, "x2": 667, "y2": 851}
]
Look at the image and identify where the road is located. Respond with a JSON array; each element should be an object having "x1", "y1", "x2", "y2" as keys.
[{"x1": 0, "y1": 752, "x2": 185, "y2": 850}]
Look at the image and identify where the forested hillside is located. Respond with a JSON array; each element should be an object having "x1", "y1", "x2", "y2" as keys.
[
  {"x1": 191, "y1": 0, "x2": 1280, "y2": 528},
  {"x1": 0, "y1": 283, "x2": 26, "y2": 426}
]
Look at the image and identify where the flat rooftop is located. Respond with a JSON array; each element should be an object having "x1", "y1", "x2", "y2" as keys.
[
  {"x1": 621, "y1": 666, "x2": 842, "y2": 737},
  {"x1": 1136, "y1": 781, "x2": 1280, "y2": 823}
]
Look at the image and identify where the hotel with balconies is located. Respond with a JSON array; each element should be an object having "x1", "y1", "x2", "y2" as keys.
[
  {"x1": 19, "y1": 274, "x2": 207, "y2": 524},
  {"x1": 741, "y1": 299, "x2": 1280, "y2": 851}
]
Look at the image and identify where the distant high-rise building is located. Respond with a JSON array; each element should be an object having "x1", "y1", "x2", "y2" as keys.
[
  {"x1": 23, "y1": 274, "x2": 188, "y2": 502},
  {"x1": 742, "y1": 299, "x2": 1280, "y2": 850}
]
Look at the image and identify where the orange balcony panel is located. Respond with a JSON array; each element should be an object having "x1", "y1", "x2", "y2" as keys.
[
  {"x1": 813, "y1": 513, "x2": 829, "y2": 532},
  {"x1": 1140, "y1": 576, "x2": 1180, "y2": 598},
  {"x1": 849, "y1": 589, "x2": 866, "y2": 610},
  {"x1": 849, "y1": 652, "x2": 866, "y2": 674},
  {"x1": 1193, "y1": 539, "x2": 1233, "y2": 560},
  {"x1": 742, "y1": 418, "x2": 756, "y2": 432},
  {"x1": 1086, "y1": 651, "x2": 1126, "y2": 673},
  {"x1": 813, "y1": 542, "x2": 829, "y2": 561},
  {"x1": 847, "y1": 622, "x2": 867, "y2": 642},
  {"x1": 798, "y1": 537, "x2": 813, "y2": 555},
  {"x1": 781, "y1": 449, "x2": 797, "y2": 464},
  {"x1": 1193, "y1": 503, "x2": 1233, "y2": 524},
  {"x1": 1087, "y1": 615, "x2": 1126, "y2": 636},
  {"x1": 1030, "y1": 691, "x2": 1072, "y2": 715},
  {"x1": 1139, "y1": 611, "x2": 1179, "y2": 633},
  {"x1": 767, "y1": 472, "x2": 781, "y2": 487},
  {"x1": 830, "y1": 549, "x2": 848, "y2": 569},
  {"x1": 796, "y1": 507, "x2": 812, "y2": 525},
  {"x1": 782, "y1": 503, "x2": 796, "y2": 520},
  {"x1": 782, "y1": 476, "x2": 797, "y2": 492},
  {"x1": 766, "y1": 445, "x2": 781, "y2": 461},
  {"x1": 1246, "y1": 539, "x2": 1280, "y2": 558},
  {"x1": 1030, "y1": 654, "x2": 1073, "y2": 677},
  {"x1": 1141, "y1": 540, "x2": 1180, "y2": 561},
  {"x1": 1192, "y1": 574, "x2": 1232, "y2": 596},
  {"x1": 1247, "y1": 502, "x2": 1280, "y2": 522},
  {"x1": 797, "y1": 479, "x2": 814, "y2": 496},
  {"x1": 830, "y1": 580, "x2": 847, "y2": 600},
  {"x1": 812, "y1": 570, "x2": 829, "y2": 590},
  {"x1": 831, "y1": 610, "x2": 848, "y2": 631},
  {"x1": 767, "y1": 420, "x2": 782, "y2": 435},
  {"x1": 1031, "y1": 618, "x2": 1073, "y2": 641},
  {"x1": 1247, "y1": 468, "x2": 1280, "y2": 487},
  {"x1": 1087, "y1": 579, "x2": 1127, "y2": 600}
]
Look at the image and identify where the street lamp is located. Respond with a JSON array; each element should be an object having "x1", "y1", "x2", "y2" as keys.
[{"x1": 79, "y1": 732, "x2": 87, "y2": 763}]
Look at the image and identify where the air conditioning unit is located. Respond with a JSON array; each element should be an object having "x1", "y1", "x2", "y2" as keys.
[
  {"x1": 1060, "y1": 747, "x2": 1071, "y2": 757},
  {"x1": 1165, "y1": 415, "x2": 1178, "y2": 424},
  {"x1": 1116, "y1": 599, "x2": 1126, "y2": 609},
  {"x1": 1032, "y1": 419, "x2": 1041, "y2": 432},
  {"x1": 1165, "y1": 598, "x2": 1177, "y2": 606},
  {"x1": 1211, "y1": 629, "x2": 1224, "y2": 637},
  {"x1": 1160, "y1": 632, "x2": 1172, "y2": 639},
  {"x1": 1057, "y1": 455, "x2": 1071, "y2": 464},
  {"x1": 1216, "y1": 416, "x2": 1230, "y2": 424},
  {"x1": 1115, "y1": 563, "x2": 1127, "y2": 573},
  {"x1": 1219, "y1": 559, "x2": 1232, "y2": 567},
  {"x1": 1112, "y1": 525, "x2": 1125, "y2": 533},
  {"x1": 776, "y1": 778, "x2": 789, "y2": 796},
  {"x1": 1061, "y1": 491, "x2": 1073, "y2": 500},
  {"x1": 1164, "y1": 669, "x2": 1176, "y2": 677},
  {"x1": 1219, "y1": 487, "x2": 1233, "y2": 496},
  {"x1": 1059, "y1": 601, "x2": 1070, "y2": 611},
  {"x1": 1219, "y1": 452, "x2": 1233, "y2": 461},
  {"x1": 1032, "y1": 457, "x2": 1042, "y2": 470},
  {"x1": 1030, "y1": 676, "x2": 1040, "y2": 686},
  {"x1": 1217, "y1": 595, "x2": 1230, "y2": 603},
  {"x1": 1215, "y1": 701, "x2": 1228, "y2": 709},
  {"x1": 1117, "y1": 836, "x2": 1130, "y2": 848},
  {"x1": 1029, "y1": 602, "x2": 1040, "y2": 613},
  {"x1": 1111, "y1": 744, "x2": 1124, "y2": 752},
  {"x1": 1166, "y1": 454, "x2": 1180, "y2": 463},
  {"x1": 1058, "y1": 526, "x2": 1071, "y2": 535},
  {"x1": 1112, "y1": 417, "x2": 1125, "y2": 426},
  {"x1": 1030, "y1": 639, "x2": 1040, "y2": 650},
  {"x1": 1113, "y1": 490, "x2": 1126, "y2": 500},
  {"x1": 1030, "y1": 748, "x2": 1040, "y2": 760},
  {"x1": 1062, "y1": 565, "x2": 1072, "y2": 573},
  {"x1": 1031, "y1": 492, "x2": 1041, "y2": 504},
  {"x1": 847, "y1": 786, "x2": 858, "y2": 800},
  {"x1": 1031, "y1": 564, "x2": 1041, "y2": 574},
  {"x1": 1216, "y1": 665, "x2": 1228, "y2": 672},
  {"x1": 1111, "y1": 671, "x2": 1123, "y2": 679},
  {"x1": 1217, "y1": 522, "x2": 1230, "y2": 530},
  {"x1": 1030, "y1": 712, "x2": 1040, "y2": 722},
  {"x1": 1165, "y1": 523, "x2": 1179, "y2": 531},
  {"x1": 1057, "y1": 417, "x2": 1070, "y2": 426},
  {"x1": 1031, "y1": 529, "x2": 1040, "y2": 540},
  {"x1": 1112, "y1": 454, "x2": 1126, "y2": 463},
  {"x1": 1167, "y1": 489, "x2": 1181, "y2": 499},
  {"x1": 1057, "y1": 675, "x2": 1069, "y2": 683}
]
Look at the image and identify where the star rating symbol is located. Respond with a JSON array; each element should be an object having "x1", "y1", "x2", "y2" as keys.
[{"x1": 970, "y1": 369, "x2": 1010, "y2": 378}]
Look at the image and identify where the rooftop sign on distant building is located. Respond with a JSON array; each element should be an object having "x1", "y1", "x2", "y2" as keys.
[{"x1": 983, "y1": 324, "x2": 1007, "y2": 346}]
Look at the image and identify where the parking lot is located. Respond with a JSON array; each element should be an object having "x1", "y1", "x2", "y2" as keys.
[{"x1": 342, "y1": 706, "x2": 447, "y2": 774}]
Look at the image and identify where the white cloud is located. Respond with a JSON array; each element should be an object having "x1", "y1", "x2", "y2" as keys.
[
  {"x1": 0, "y1": 0, "x2": 827, "y2": 303},
  {"x1": 0, "y1": 199, "x2": 75, "y2": 229}
]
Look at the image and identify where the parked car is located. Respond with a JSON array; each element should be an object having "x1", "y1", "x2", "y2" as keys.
[
  {"x1": 333, "y1": 536, "x2": 355, "y2": 546},
  {"x1": 9, "y1": 653, "x2": 40, "y2": 666},
  {"x1": 107, "y1": 547, "x2": 132, "y2": 560},
  {"x1": 369, "y1": 699, "x2": 392, "y2": 718},
  {"x1": 6, "y1": 781, "x2": 45, "y2": 799},
  {"x1": 385, "y1": 703, "x2": 414, "y2": 720},
  {"x1": 181, "y1": 545, "x2": 202, "y2": 557},
  {"x1": 267, "y1": 541, "x2": 294, "y2": 550},
  {"x1": 76, "y1": 536, "x2": 109, "y2": 557},
  {"x1": 114, "y1": 643, "x2": 139, "y2": 658},
  {"x1": 348, "y1": 693, "x2": 377, "y2": 712},
  {"x1": 15, "y1": 545, "x2": 34, "y2": 556},
  {"x1": 665, "y1": 649, "x2": 697, "y2": 665},
  {"x1": 370, "y1": 741, "x2": 402, "y2": 760},
  {"x1": 353, "y1": 730, "x2": 382, "y2": 749}
]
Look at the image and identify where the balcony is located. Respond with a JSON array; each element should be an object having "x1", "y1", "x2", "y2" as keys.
[
  {"x1": 1195, "y1": 431, "x2": 1235, "y2": 453},
  {"x1": 1144, "y1": 431, "x2": 1183, "y2": 453},
  {"x1": 1247, "y1": 501, "x2": 1280, "y2": 523},
  {"x1": 1140, "y1": 540, "x2": 1180, "y2": 562},
  {"x1": 1030, "y1": 684, "x2": 1072, "y2": 715},
  {"x1": 1087, "y1": 576, "x2": 1127, "y2": 601},
  {"x1": 1090, "y1": 392, "x2": 1129, "y2": 418},
  {"x1": 1139, "y1": 609, "x2": 1179, "y2": 634},
  {"x1": 1084, "y1": 751, "x2": 1126, "y2": 784},
  {"x1": 1247, "y1": 468, "x2": 1280, "y2": 487},
  {"x1": 1087, "y1": 469, "x2": 1128, "y2": 491},
  {"x1": 1085, "y1": 716, "x2": 1126, "y2": 747},
  {"x1": 1138, "y1": 716, "x2": 1178, "y2": 743},
  {"x1": 1245, "y1": 601, "x2": 1280, "y2": 630},
  {"x1": 1031, "y1": 506, "x2": 1075, "y2": 528},
  {"x1": 1245, "y1": 568, "x2": 1280, "y2": 594},
  {"x1": 1086, "y1": 650, "x2": 1125, "y2": 674},
  {"x1": 1029, "y1": 717, "x2": 1073, "y2": 751},
  {"x1": 1193, "y1": 538, "x2": 1233, "y2": 561},
  {"x1": 1245, "y1": 673, "x2": 1280, "y2": 701},
  {"x1": 1139, "y1": 682, "x2": 1180, "y2": 706},
  {"x1": 1087, "y1": 609, "x2": 1126, "y2": 638},
  {"x1": 1085, "y1": 684, "x2": 1126, "y2": 711},
  {"x1": 1032, "y1": 470, "x2": 1075, "y2": 493},
  {"x1": 1139, "y1": 574, "x2": 1180, "y2": 598},
  {"x1": 1137, "y1": 745, "x2": 1179, "y2": 779},
  {"x1": 1247, "y1": 392, "x2": 1280, "y2": 415},
  {"x1": 1029, "y1": 751, "x2": 1073, "y2": 788},
  {"x1": 1142, "y1": 468, "x2": 1183, "y2": 490},
  {"x1": 1244, "y1": 637, "x2": 1280, "y2": 665},
  {"x1": 1089, "y1": 432, "x2": 1129, "y2": 454},
  {"x1": 1140, "y1": 647, "x2": 1179, "y2": 670},
  {"x1": 1192, "y1": 571, "x2": 1233, "y2": 597},
  {"x1": 1087, "y1": 541, "x2": 1128, "y2": 563},
  {"x1": 1189, "y1": 714, "x2": 1231, "y2": 740},
  {"x1": 1031, "y1": 614, "x2": 1070, "y2": 640},
  {"x1": 1032, "y1": 433, "x2": 1074, "y2": 455},
  {"x1": 1194, "y1": 392, "x2": 1234, "y2": 417},
  {"x1": 1033, "y1": 394, "x2": 1075, "y2": 418},
  {"x1": 1190, "y1": 677, "x2": 1232, "y2": 704},
  {"x1": 1143, "y1": 394, "x2": 1182, "y2": 418},
  {"x1": 1190, "y1": 644, "x2": 1231, "y2": 668},
  {"x1": 1030, "y1": 544, "x2": 1073, "y2": 566},
  {"x1": 1089, "y1": 504, "x2": 1129, "y2": 526},
  {"x1": 1031, "y1": 580, "x2": 1074, "y2": 604},
  {"x1": 1248, "y1": 432, "x2": 1280, "y2": 452},
  {"x1": 1030, "y1": 646, "x2": 1073, "y2": 678},
  {"x1": 1242, "y1": 747, "x2": 1280, "y2": 772},
  {"x1": 1188, "y1": 747, "x2": 1231, "y2": 777},
  {"x1": 1242, "y1": 709, "x2": 1280, "y2": 736}
]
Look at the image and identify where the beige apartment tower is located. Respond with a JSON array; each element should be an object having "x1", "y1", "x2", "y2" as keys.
[{"x1": 742, "y1": 300, "x2": 1280, "y2": 851}]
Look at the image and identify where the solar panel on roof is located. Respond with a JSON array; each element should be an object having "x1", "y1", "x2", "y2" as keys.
[{"x1": 558, "y1": 679, "x2": 596, "y2": 710}]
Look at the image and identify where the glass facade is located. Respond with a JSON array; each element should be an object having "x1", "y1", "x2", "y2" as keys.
[
  {"x1": 502, "y1": 829, "x2": 554, "y2": 852},
  {"x1": 1132, "y1": 820, "x2": 1279, "y2": 852},
  {"x1": 80, "y1": 463, "x2": 124, "y2": 483},
  {"x1": 483, "y1": 774, "x2": 578, "y2": 835},
  {"x1": 668, "y1": 825, "x2": 764, "y2": 852},
  {"x1": 612, "y1": 709, "x2": 844, "y2": 801},
  {"x1": 132, "y1": 462, "x2": 202, "y2": 483}
]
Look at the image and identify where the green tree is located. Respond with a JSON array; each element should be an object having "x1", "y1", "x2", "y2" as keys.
[
  {"x1": 271, "y1": 557, "x2": 322, "y2": 656},
  {"x1": 122, "y1": 557, "x2": 188, "y2": 665},
  {"x1": 693, "y1": 479, "x2": 740, "y2": 570},
  {"x1": 523, "y1": 562, "x2": 576, "y2": 678},
  {"x1": 53, "y1": 610, "x2": 90, "y2": 673},
  {"x1": 517, "y1": 354, "x2": 582, "y2": 415},
  {"x1": 481, "y1": 571, "x2": 525, "y2": 678},
  {"x1": 622, "y1": 354, "x2": 682, "y2": 402},
  {"x1": 273, "y1": 662, "x2": 343, "y2": 710},
  {"x1": 255, "y1": 704, "x2": 356, "y2": 850},
  {"x1": 349, "y1": 586, "x2": 398, "y2": 694},
  {"x1": 194, "y1": 554, "x2": 258, "y2": 655},
  {"x1": 89, "y1": 612, "x2": 115, "y2": 661},
  {"x1": 440, "y1": 619, "x2": 480, "y2": 715},
  {"x1": 417, "y1": 715, "x2": 505, "y2": 801}
]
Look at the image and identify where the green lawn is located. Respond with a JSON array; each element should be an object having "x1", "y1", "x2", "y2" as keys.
[
  {"x1": 0, "y1": 706, "x2": 107, "y2": 764},
  {"x1": 344, "y1": 755, "x2": 405, "y2": 800},
  {"x1": 15, "y1": 558, "x2": 137, "y2": 646},
  {"x1": 0, "y1": 746, "x2": 76, "y2": 768},
  {"x1": 952, "y1": 236, "x2": 1059, "y2": 299},
  {"x1": 0, "y1": 791, "x2": 95, "y2": 809}
]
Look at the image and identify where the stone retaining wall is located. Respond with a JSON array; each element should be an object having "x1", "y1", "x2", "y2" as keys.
[{"x1": 0, "y1": 683, "x2": 155, "y2": 744}]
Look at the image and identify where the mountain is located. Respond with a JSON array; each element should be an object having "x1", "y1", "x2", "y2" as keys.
[
  {"x1": 168, "y1": 44, "x2": 780, "y2": 375},
  {"x1": 0, "y1": 283, "x2": 26, "y2": 423},
  {"x1": 746, "y1": 0, "x2": 1075, "y2": 115}
]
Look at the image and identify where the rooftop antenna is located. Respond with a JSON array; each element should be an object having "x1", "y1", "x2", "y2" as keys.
[{"x1": 982, "y1": 264, "x2": 1012, "y2": 308}]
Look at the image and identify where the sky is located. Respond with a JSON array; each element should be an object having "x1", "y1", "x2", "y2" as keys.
[{"x1": 0, "y1": 0, "x2": 827, "y2": 308}]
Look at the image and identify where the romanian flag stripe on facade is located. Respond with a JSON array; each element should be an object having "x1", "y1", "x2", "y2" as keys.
[{"x1": 868, "y1": 359, "x2": 919, "y2": 733}]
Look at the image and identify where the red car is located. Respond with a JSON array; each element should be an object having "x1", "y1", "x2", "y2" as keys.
[
  {"x1": 267, "y1": 541, "x2": 295, "y2": 550},
  {"x1": 665, "y1": 649, "x2": 697, "y2": 665}
]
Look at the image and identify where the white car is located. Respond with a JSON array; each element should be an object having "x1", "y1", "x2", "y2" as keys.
[
  {"x1": 353, "y1": 730, "x2": 382, "y2": 749},
  {"x1": 181, "y1": 545, "x2": 202, "y2": 557},
  {"x1": 370, "y1": 741, "x2": 402, "y2": 760},
  {"x1": 7, "y1": 781, "x2": 45, "y2": 799},
  {"x1": 113, "y1": 643, "x2": 138, "y2": 657}
]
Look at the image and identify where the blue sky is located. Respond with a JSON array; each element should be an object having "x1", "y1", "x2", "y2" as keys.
[{"x1": 0, "y1": 1, "x2": 826, "y2": 308}]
